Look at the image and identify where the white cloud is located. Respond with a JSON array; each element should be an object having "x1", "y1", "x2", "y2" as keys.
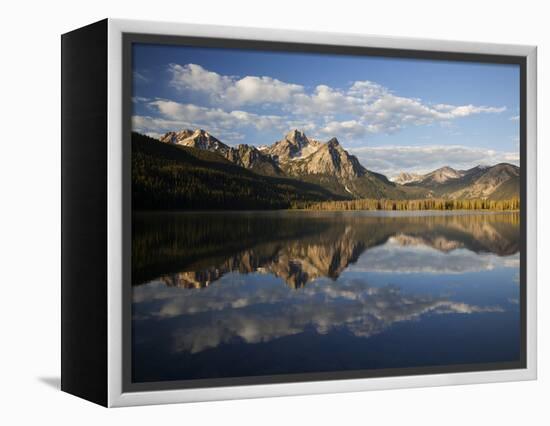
[
  {"x1": 140, "y1": 99, "x2": 286, "y2": 133},
  {"x1": 133, "y1": 114, "x2": 248, "y2": 142},
  {"x1": 169, "y1": 63, "x2": 303, "y2": 106},
  {"x1": 133, "y1": 71, "x2": 149, "y2": 83},
  {"x1": 290, "y1": 81, "x2": 505, "y2": 135},
  {"x1": 320, "y1": 120, "x2": 368, "y2": 138},
  {"x1": 434, "y1": 103, "x2": 507, "y2": 117},
  {"x1": 356, "y1": 99, "x2": 506, "y2": 134},
  {"x1": 292, "y1": 84, "x2": 362, "y2": 116},
  {"x1": 349, "y1": 144, "x2": 519, "y2": 177},
  {"x1": 132, "y1": 96, "x2": 150, "y2": 103},
  {"x1": 227, "y1": 75, "x2": 303, "y2": 104},
  {"x1": 166, "y1": 64, "x2": 506, "y2": 133},
  {"x1": 348, "y1": 80, "x2": 388, "y2": 99},
  {"x1": 509, "y1": 115, "x2": 520, "y2": 121},
  {"x1": 134, "y1": 63, "x2": 509, "y2": 145},
  {"x1": 169, "y1": 63, "x2": 232, "y2": 95}
]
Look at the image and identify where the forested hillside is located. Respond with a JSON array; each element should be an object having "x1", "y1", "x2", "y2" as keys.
[
  {"x1": 132, "y1": 129, "x2": 521, "y2": 211},
  {"x1": 132, "y1": 132, "x2": 342, "y2": 210}
]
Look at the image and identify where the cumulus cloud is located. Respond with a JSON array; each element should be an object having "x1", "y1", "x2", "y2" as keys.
[
  {"x1": 132, "y1": 98, "x2": 288, "y2": 141},
  {"x1": 135, "y1": 63, "x2": 508, "y2": 141},
  {"x1": 290, "y1": 81, "x2": 505, "y2": 134},
  {"x1": 169, "y1": 63, "x2": 304, "y2": 106},
  {"x1": 131, "y1": 62, "x2": 516, "y2": 173},
  {"x1": 349, "y1": 144, "x2": 519, "y2": 177},
  {"x1": 320, "y1": 120, "x2": 369, "y2": 138},
  {"x1": 149, "y1": 99, "x2": 284, "y2": 130},
  {"x1": 292, "y1": 84, "x2": 363, "y2": 116},
  {"x1": 133, "y1": 114, "x2": 248, "y2": 142},
  {"x1": 169, "y1": 63, "x2": 232, "y2": 94}
]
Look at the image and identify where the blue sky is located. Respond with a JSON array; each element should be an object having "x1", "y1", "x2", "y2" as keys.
[{"x1": 132, "y1": 43, "x2": 520, "y2": 177}]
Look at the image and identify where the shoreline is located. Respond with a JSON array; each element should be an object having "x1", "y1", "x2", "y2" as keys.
[{"x1": 133, "y1": 209, "x2": 520, "y2": 214}]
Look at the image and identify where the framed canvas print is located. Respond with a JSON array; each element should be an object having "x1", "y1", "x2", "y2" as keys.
[{"x1": 61, "y1": 18, "x2": 537, "y2": 407}]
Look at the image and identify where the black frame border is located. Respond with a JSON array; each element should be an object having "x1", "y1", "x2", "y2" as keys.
[
  {"x1": 61, "y1": 19, "x2": 109, "y2": 406},
  {"x1": 122, "y1": 32, "x2": 527, "y2": 394}
]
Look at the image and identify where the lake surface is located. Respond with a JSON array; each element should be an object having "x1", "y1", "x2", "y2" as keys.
[{"x1": 132, "y1": 211, "x2": 521, "y2": 383}]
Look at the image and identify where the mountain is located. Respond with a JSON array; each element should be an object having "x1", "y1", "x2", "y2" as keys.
[
  {"x1": 157, "y1": 128, "x2": 405, "y2": 199},
  {"x1": 266, "y1": 129, "x2": 322, "y2": 163},
  {"x1": 394, "y1": 166, "x2": 492, "y2": 187},
  {"x1": 448, "y1": 163, "x2": 519, "y2": 199},
  {"x1": 393, "y1": 172, "x2": 423, "y2": 185},
  {"x1": 151, "y1": 128, "x2": 519, "y2": 204},
  {"x1": 267, "y1": 130, "x2": 366, "y2": 181},
  {"x1": 462, "y1": 165, "x2": 490, "y2": 175},
  {"x1": 160, "y1": 129, "x2": 231, "y2": 155},
  {"x1": 132, "y1": 132, "x2": 341, "y2": 210},
  {"x1": 290, "y1": 138, "x2": 411, "y2": 198},
  {"x1": 159, "y1": 129, "x2": 282, "y2": 176},
  {"x1": 225, "y1": 144, "x2": 282, "y2": 176},
  {"x1": 269, "y1": 132, "x2": 407, "y2": 198},
  {"x1": 419, "y1": 166, "x2": 465, "y2": 185},
  {"x1": 282, "y1": 137, "x2": 366, "y2": 180},
  {"x1": 488, "y1": 175, "x2": 520, "y2": 200},
  {"x1": 399, "y1": 163, "x2": 519, "y2": 200}
]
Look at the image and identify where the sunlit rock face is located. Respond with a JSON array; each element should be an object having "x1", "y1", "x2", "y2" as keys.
[
  {"x1": 449, "y1": 163, "x2": 520, "y2": 199},
  {"x1": 159, "y1": 128, "x2": 282, "y2": 176},
  {"x1": 391, "y1": 163, "x2": 519, "y2": 200},
  {"x1": 392, "y1": 172, "x2": 423, "y2": 185},
  {"x1": 155, "y1": 128, "x2": 520, "y2": 201},
  {"x1": 281, "y1": 137, "x2": 366, "y2": 180},
  {"x1": 160, "y1": 129, "x2": 231, "y2": 155},
  {"x1": 421, "y1": 166, "x2": 465, "y2": 184},
  {"x1": 266, "y1": 129, "x2": 322, "y2": 163}
]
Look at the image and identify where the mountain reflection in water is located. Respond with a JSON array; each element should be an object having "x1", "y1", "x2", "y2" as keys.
[
  {"x1": 132, "y1": 211, "x2": 521, "y2": 383},
  {"x1": 133, "y1": 211, "x2": 519, "y2": 288}
]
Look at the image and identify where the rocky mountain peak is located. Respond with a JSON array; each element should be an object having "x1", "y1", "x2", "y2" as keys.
[
  {"x1": 467, "y1": 165, "x2": 490, "y2": 173},
  {"x1": 267, "y1": 129, "x2": 321, "y2": 163},
  {"x1": 139, "y1": 128, "x2": 521, "y2": 203},
  {"x1": 159, "y1": 129, "x2": 283, "y2": 176},
  {"x1": 282, "y1": 135, "x2": 366, "y2": 180},
  {"x1": 478, "y1": 163, "x2": 519, "y2": 180},
  {"x1": 285, "y1": 129, "x2": 307, "y2": 144},
  {"x1": 326, "y1": 137, "x2": 340, "y2": 148},
  {"x1": 423, "y1": 166, "x2": 464, "y2": 184},
  {"x1": 392, "y1": 172, "x2": 423, "y2": 185},
  {"x1": 393, "y1": 164, "x2": 500, "y2": 187},
  {"x1": 447, "y1": 163, "x2": 519, "y2": 199},
  {"x1": 159, "y1": 129, "x2": 194, "y2": 144},
  {"x1": 159, "y1": 128, "x2": 230, "y2": 154}
]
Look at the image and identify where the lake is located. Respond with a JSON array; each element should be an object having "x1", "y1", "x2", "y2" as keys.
[{"x1": 131, "y1": 211, "x2": 521, "y2": 384}]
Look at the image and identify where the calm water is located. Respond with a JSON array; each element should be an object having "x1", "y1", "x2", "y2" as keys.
[{"x1": 132, "y1": 211, "x2": 521, "y2": 383}]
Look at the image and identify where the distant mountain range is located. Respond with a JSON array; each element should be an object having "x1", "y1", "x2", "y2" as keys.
[
  {"x1": 392, "y1": 163, "x2": 519, "y2": 200},
  {"x1": 132, "y1": 128, "x2": 519, "y2": 209}
]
